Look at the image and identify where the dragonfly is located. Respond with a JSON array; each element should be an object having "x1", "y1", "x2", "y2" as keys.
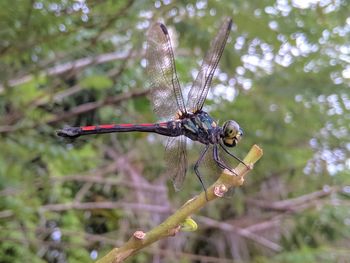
[{"x1": 57, "y1": 17, "x2": 246, "y2": 194}]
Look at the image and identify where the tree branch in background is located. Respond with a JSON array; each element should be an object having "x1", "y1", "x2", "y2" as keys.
[
  {"x1": 96, "y1": 144, "x2": 263, "y2": 263},
  {"x1": 0, "y1": 50, "x2": 143, "y2": 93},
  {"x1": 0, "y1": 86, "x2": 149, "y2": 134},
  {"x1": 196, "y1": 216, "x2": 282, "y2": 252},
  {"x1": 47, "y1": 88, "x2": 149, "y2": 124},
  {"x1": 40, "y1": 201, "x2": 170, "y2": 214},
  {"x1": 246, "y1": 186, "x2": 336, "y2": 212},
  {"x1": 89, "y1": 0, "x2": 135, "y2": 45}
]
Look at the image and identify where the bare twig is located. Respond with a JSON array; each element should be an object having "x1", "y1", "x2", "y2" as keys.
[
  {"x1": 0, "y1": 50, "x2": 143, "y2": 92},
  {"x1": 197, "y1": 216, "x2": 282, "y2": 252},
  {"x1": 90, "y1": 0, "x2": 135, "y2": 44},
  {"x1": 0, "y1": 87, "x2": 149, "y2": 134},
  {"x1": 0, "y1": 210, "x2": 13, "y2": 218},
  {"x1": 50, "y1": 154, "x2": 166, "y2": 193},
  {"x1": 52, "y1": 173, "x2": 166, "y2": 193},
  {"x1": 74, "y1": 182, "x2": 94, "y2": 203},
  {"x1": 246, "y1": 186, "x2": 336, "y2": 212},
  {"x1": 40, "y1": 201, "x2": 170, "y2": 214},
  {"x1": 47, "y1": 88, "x2": 149, "y2": 124},
  {"x1": 96, "y1": 144, "x2": 263, "y2": 263}
]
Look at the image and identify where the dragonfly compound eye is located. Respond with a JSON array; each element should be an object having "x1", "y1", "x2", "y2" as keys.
[{"x1": 222, "y1": 120, "x2": 242, "y2": 147}]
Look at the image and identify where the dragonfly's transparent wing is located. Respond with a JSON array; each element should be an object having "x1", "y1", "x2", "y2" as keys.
[
  {"x1": 164, "y1": 136, "x2": 187, "y2": 190},
  {"x1": 186, "y1": 17, "x2": 232, "y2": 113},
  {"x1": 199, "y1": 144, "x2": 240, "y2": 196},
  {"x1": 146, "y1": 23, "x2": 187, "y2": 120},
  {"x1": 198, "y1": 145, "x2": 221, "y2": 184}
]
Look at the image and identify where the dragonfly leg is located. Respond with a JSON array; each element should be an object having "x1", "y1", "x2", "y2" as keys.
[
  {"x1": 194, "y1": 144, "x2": 210, "y2": 200},
  {"x1": 213, "y1": 145, "x2": 239, "y2": 176},
  {"x1": 219, "y1": 142, "x2": 249, "y2": 169}
]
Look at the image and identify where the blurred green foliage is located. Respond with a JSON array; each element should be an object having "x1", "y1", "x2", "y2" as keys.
[{"x1": 0, "y1": 0, "x2": 350, "y2": 262}]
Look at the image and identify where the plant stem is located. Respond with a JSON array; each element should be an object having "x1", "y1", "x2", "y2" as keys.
[{"x1": 97, "y1": 144, "x2": 263, "y2": 263}]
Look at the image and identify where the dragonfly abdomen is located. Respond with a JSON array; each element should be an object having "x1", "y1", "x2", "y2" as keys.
[{"x1": 57, "y1": 121, "x2": 182, "y2": 138}]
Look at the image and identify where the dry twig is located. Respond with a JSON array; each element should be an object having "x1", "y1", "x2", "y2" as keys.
[{"x1": 96, "y1": 144, "x2": 263, "y2": 263}]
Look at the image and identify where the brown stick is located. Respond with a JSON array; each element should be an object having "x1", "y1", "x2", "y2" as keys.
[
  {"x1": 0, "y1": 50, "x2": 143, "y2": 92},
  {"x1": 47, "y1": 89, "x2": 149, "y2": 124}
]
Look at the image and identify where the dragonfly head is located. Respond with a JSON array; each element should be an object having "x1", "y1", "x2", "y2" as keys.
[{"x1": 222, "y1": 120, "x2": 243, "y2": 147}]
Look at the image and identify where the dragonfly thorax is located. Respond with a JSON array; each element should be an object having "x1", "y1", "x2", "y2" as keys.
[{"x1": 181, "y1": 111, "x2": 222, "y2": 145}]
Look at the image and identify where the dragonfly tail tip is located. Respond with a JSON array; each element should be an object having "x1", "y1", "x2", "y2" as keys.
[{"x1": 56, "y1": 127, "x2": 81, "y2": 138}]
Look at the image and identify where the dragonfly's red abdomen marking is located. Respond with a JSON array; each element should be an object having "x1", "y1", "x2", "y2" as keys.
[
  {"x1": 82, "y1": 126, "x2": 97, "y2": 131},
  {"x1": 119, "y1": 123, "x2": 134, "y2": 127}
]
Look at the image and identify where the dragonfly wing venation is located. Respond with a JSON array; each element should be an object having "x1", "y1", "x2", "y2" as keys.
[
  {"x1": 146, "y1": 22, "x2": 187, "y2": 121},
  {"x1": 146, "y1": 19, "x2": 234, "y2": 192},
  {"x1": 186, "y1": 17, "x2": 232, "y2": 113},
  {"x1": 164, "y1": 136, "x2": 188, "y2": 191}
]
